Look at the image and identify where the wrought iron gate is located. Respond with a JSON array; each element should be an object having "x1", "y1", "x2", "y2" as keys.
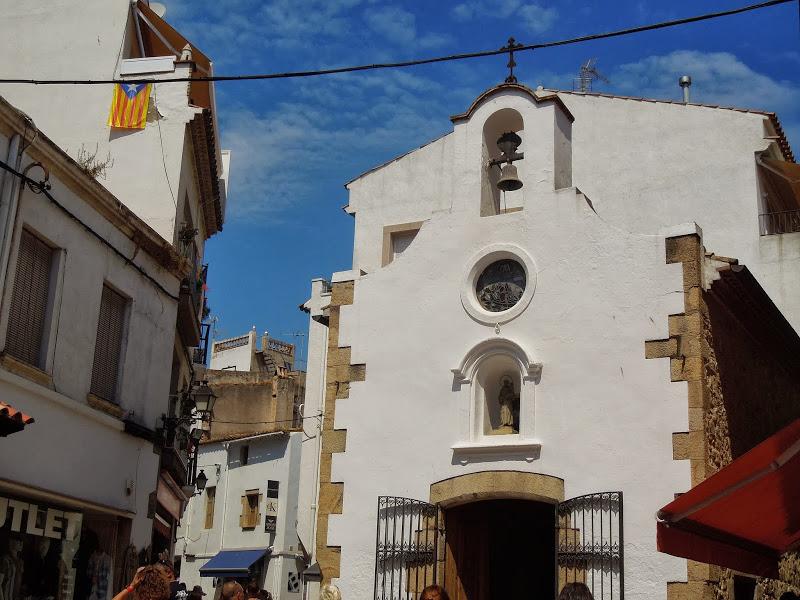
[
  {"x1": 374, "y1": 496, "x2": 439, "y2": 600},
  {"x1": 557, "y1": 491, "x2": 624, "y2": 600}
]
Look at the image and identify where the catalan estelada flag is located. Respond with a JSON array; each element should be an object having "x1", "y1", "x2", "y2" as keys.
[{"x1": 107, "y1": 83, "x2": 151, "y2": 129}]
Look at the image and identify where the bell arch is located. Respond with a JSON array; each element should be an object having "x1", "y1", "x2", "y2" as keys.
[
  {"x1": 481, "y1": 108, "x2": 524, "y2": 216},
  {"x1": 430, "y1": 470, "x2": 564, "y2": 508}
]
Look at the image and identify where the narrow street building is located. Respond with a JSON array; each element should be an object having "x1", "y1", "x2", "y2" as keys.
[
  {"x1": 303, "y1": 83, "x2": 800, "y2": 600},
  {"x1": 0, "y1": 0, "x2": 229, "y2": 572},
  {"x1": 0, "y1": 95, "x2": 184, "y2": 597},
  {"x1": 176, "y1": 334, "x2": 307, "y2": 598}
]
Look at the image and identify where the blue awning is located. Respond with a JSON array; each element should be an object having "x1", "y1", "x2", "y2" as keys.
[{"x1": 199, "y1": 548, "x2": 269, "y2": 578}]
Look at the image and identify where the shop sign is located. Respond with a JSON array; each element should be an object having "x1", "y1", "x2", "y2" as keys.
[
  {"x1": 0, "y1": 495, "x2": 82, "y2": 541},
  {"x1": 264, "y1": 498, "x2": 278, "y2": 533}
]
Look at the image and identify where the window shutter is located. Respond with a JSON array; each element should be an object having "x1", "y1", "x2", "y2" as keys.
[
  {"x1": 6, "y1": 230, "x2": 54, "y2": 367},
  {"x1": 256, "y1": 494, "x2": 263, "y2": 525},
  {"x1": 204, "y1": 487, "x2": 216, "y2": 529},
  {"x1": 90, "y1": 285, "x2": 127, "y2": 402},
  {"x1": 240, "y1": 495, "x2": 248, "y2": 528}
]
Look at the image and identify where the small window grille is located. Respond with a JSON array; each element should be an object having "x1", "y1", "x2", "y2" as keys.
[
  {"x1": 267, "y1": 480, "x2": 280, "y2": 499},
  {"x1": 90, "y1": 285, "x2": 128, "y2": 402},
  {"x1": 6, "y1": 230, "x2": 55, "y2": 368}
]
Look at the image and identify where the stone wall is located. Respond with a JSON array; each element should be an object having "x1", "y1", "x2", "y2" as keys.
[
  {"x1": 646, "y1": 231, "x2": 800, "y2": 600},
  {"x1": 205, "y1": 369, "x2": 304, "y2": 441},
  {"x1": 316, "y1": 279, "x2": 365, "y2": 583}
]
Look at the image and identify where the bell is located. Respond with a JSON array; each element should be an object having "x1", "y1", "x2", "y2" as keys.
[{"x1": 497, "y1": 163, "x2": 523, "y2": 192}]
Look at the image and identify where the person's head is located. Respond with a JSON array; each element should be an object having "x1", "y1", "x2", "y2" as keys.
[
  {"x1": 319, "y1": 584, "x2": 342, "y2": 600},
  {"x1": 188, "y1": 585, "x2": 207, "y2": 600},
  {"x1": 135, "y1": 566, "x2": 171, "y2": 600},
  {"x1": 155, "y1": 558, "x2": 175, "y2": 582},
  {"x1": 558, "y1": 582, "x2": 594, "y2": 600},
  {"x1": 256, "y1": 591, "x2": 272, "y2": 600},
  {"x1": 222, "y1": 581, "x2": 245, "y2": 600},
  {"x1": 244, "y1": 581, "x2": 260, "y2": 600},
  {"x1": 420, "y1": 585, "x2": 450, "y2": 600}
]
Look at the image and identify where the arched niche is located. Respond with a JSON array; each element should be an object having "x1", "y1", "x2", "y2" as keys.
[
  {"x1": 481, "y1": 108, "x2": 524, "y2": 216},
  {"x1": 452, "y1": 338, "x2": 542, "y2": 447},
  {"x1": 430, "y1": 471, "x2": 564, "y2": 508}
]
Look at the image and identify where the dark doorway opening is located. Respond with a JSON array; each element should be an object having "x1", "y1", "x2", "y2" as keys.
[{"x1": 444, "y1": 499, "x2": 555, "y2": 600}]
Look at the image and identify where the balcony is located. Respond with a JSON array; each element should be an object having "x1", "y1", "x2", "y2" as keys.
[
  {"x1": 177, "y1": 264, "x2": 207, "y2": 347},
  {"x1": 759, "y1": 209, "x2": 800, "y2": 236},
  {"x1": 160, "y1": 445, "x2": 189, "y2": 489}
]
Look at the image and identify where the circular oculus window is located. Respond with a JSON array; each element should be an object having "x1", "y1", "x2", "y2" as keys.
[
  {"x1": 475, "y1": 259, "x2": 526, "y2": 312},
  {"x1": 460, "y1": 244, "x2": 537, "y2": 325}
]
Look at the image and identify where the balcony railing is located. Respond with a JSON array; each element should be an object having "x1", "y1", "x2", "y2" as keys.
[{"x1": 760, "y1": 209, "x2": 800, "y2": 235}]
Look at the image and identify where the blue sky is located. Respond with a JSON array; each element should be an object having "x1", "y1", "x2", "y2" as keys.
[{"x1": 165, "y1": 0, "x2": 800, "y2": 368}]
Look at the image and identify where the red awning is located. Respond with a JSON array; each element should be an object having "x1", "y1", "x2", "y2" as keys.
[
  {"x1": 0, "y1": 401, "x2": 35, "y2": 437},
  {"x1": 657, "y1": 418, "x2": 800, "y2": 578}
]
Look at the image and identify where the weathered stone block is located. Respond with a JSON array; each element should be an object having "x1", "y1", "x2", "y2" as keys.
[
  {"x1": 319, "y1": 482, "x2": 344, "y2": 514},
  {"x1": 672, "y1": 432, "x2": 690, "y2": 460},
  {"x1": 331, "y1": 281, "x2": 354, "y2": 306},
  {"x1": 666, "y1": 234, "x2": 702, "y2": 265},
  {"x1": 671, "y1": 356, "x2": 703, "y2": 382},
  {"x1": 645, "y1": 338, "x2": 678, "y2": 359},
  {"x1": 323, "y1": 428, "x2": 347, "y2": 454}
]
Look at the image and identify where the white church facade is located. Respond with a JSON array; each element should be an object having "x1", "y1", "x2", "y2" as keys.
[{"x1": 301, "y1": 82, "x2": 800, "y2": 600}]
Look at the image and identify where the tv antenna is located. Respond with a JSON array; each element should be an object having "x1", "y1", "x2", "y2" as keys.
[{"x1": 573, "y1": 58, "x2": 609, "y2": 93}]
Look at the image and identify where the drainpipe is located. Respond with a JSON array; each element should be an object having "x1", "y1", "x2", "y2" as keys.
[{"x1": 0, "y1": 133, "x2": 23, "y2": 295}]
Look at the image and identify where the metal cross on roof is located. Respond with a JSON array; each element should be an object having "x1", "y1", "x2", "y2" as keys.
[{"x1": 501, "y1": 37, "x2": 524, "y2": 84}]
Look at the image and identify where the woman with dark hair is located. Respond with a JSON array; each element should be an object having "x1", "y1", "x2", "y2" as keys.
[
  {"x1": 558, "y1": 582, "x2": 595, "y2": 600},
  {"x1": 112, "y1": 566, "x2": 170, "y2": 600}
]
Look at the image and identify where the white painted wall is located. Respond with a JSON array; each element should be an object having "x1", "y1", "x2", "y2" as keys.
[
  {"x1": 0, "y1": 0, "x2": 224, "y2": 249},
  {"x1": 210, "y1": 330, "x2": 257, "y2": 371},
  {"x1": 0, "y1": 126, "x2": 180, "y2": 547},
  {"x1": 322, "y1": 88, "x2": 800, "y2": 600},
  {"x1": 297, "y1": 280, "x2": 330, "y2": 584},
  {"x1": 177, "y1": 433, "x2": 304, "y2": 600}
]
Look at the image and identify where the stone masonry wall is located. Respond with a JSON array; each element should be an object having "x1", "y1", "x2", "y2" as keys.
[
  {"x1": 316, "y1": 280, "x2": 366, "y2": 584},
  {"x1": 646, "y1": 232, "x2": 800, "y2": 600}
]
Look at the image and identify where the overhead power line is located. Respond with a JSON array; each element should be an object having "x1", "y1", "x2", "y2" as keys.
[{"x1": 0, "y1": 0, "x2": 794, "y2": 86}]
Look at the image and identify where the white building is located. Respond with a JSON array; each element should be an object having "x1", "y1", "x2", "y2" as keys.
[
  {"x1": 177, "y1": 431, "x2": 304, "y2": 600},
  {"x1": 177, "y1": 353, "x2": 307, "y2": 599},
  {"x1": 0, "y1": 0, "x2": 230, "y2": 572},
  {"x1": 303, "y1": 83, "x2": 800, "y2": 600},
  {"x1": 0, "y1": 94, "x2": 184, "y2": 598}
]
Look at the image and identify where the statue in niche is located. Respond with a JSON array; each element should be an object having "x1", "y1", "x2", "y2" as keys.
[{"x1": 497, "y1": 376, "x2": 519, "y2": 433}]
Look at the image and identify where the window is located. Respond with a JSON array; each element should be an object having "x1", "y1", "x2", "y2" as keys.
[
  {"x1": 381, "y1": 222, "x2": 423, "y2": 266},
  {"x1": 204, "y1": 486, "x2": 216, "y2": 529},
  {"x1": 6, "y1": 230, "x2": 55, "y2": 368},
  {"x1": 267, "y1": 480, "x2": 279, "y2": 499},
  {"x1": 240, "y1": 489, "x2": 261, "y2": 529},
  {"x1": 90, "y1": 285, "x2": 128, "y2": 402},
  {"x1": 240, "y1": 445, "x2": 249, "y2": 466}
]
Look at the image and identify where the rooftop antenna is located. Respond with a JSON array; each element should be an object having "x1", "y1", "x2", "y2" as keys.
[{"x1": 573, "y1": 58, "x2": 609, "y2": 93}]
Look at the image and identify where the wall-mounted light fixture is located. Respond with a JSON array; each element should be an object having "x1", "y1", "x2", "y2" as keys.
[{"x1": 489, "y1": 131, "x2": 524, "y2": 192}]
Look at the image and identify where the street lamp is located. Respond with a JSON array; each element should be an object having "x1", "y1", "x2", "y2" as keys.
[
  {"x1": 195, "y1": 469, "x2": 208, "y2": 494},
  {"x1": 192, "y1": 380, "x2": 217, "y2": 417}
]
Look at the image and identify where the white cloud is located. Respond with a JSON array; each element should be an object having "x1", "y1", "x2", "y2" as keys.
[
  {"x1": 517, "y1": 4, "x2": 557, "y2": 35},
  {"x1": 612, "y1": 51, "x2": 800, "y2": 114},
  {"x1": 363, "y1": 6, "x2": 452, "y2": 49},
  {"x1": 450, "y1": 1, "x2": 556, "y2": 35},
  {"x1": 219, "y1": 70, "x2": 454, "y2": 217}
]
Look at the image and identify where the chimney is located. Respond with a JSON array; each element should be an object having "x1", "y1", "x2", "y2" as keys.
[{"x1": 679, "y1": 75, "x2": 692, "y2": 104}]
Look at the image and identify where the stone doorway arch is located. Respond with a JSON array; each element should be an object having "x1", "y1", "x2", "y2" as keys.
[{"x1": 429, "y1": 470, "x2": 564, "y2": 507}]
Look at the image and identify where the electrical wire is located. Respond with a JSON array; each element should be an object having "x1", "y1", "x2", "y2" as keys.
[
  {"x1": 212, "y1": 413, "x2": 322, "y2": 426},
  {"x1": 0, "y1": 158, "x2": 180, "y2": 301},
  {"x1": 0, "y1": 0, "x2": 793, "y2": 85}
]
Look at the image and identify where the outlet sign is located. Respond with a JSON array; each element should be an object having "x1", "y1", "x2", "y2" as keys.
[{"x1": 0, "y1": 495, "x2": 82, "y2": 541}]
